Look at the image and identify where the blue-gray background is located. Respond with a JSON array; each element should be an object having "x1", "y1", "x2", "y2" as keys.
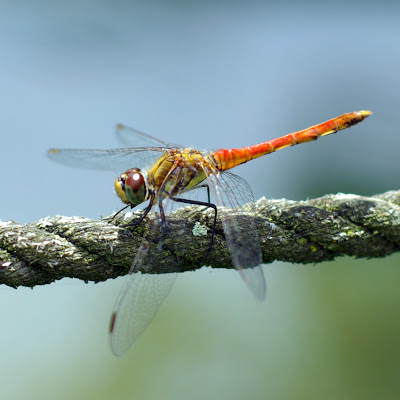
[{"x1": 1, "y1": 1, "x2": 399, "y2": 399}]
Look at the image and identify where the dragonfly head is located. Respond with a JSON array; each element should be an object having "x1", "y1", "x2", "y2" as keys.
[{"x1": 115, "y1": 168, "x2": 148, "y2": 207}]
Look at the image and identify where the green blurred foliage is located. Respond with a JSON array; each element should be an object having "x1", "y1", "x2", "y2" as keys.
[{"x1": 17, "y1": 255, "x2": 400, "y2": 400}]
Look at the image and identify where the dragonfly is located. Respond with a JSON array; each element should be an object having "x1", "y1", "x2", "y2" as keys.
[{"x1": 48, "y1": 110, "x2": 371, "y2": 355}]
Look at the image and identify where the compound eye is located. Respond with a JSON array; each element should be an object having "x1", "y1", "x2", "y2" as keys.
[
  {"x1": 123, "y1": 170, "x2": 147, "y2": 206},
  {"x1": 114, "y1": 168, "x2": 147, "y2": 206},
  {"x1": 126, "y1": 172, "x2": 144, "y2": 193}
]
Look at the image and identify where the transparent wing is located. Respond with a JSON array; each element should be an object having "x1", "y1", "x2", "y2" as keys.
[
  {"x1": 48, "y1": 125, "x2": 183, "y2": 172},
  {"x1": 47, "y1": 147, "x2": 169, "y2": 172},
  {"x1": 203, "y1": 168, "x2": 266, "y2": 301},
  {"x1": 109, "y1": 168, "x2": 188, "y2": 356},
  {"x1": 109, "y1": 209, "x2": 177, "y2": 356},
  {"x1": 115, "y1": 124, "x2": 182, "y2": 148},
  {"x1": 109, "y1": 271, "x2": 177, "y2": 356}
]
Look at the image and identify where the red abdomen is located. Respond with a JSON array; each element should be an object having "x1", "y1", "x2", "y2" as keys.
[{"x1": 212, "y1": 110, "x2": 371, "y2": 171}]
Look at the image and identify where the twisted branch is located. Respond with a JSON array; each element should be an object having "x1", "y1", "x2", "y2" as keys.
[{"x1": 1, "y1": 190, "x2": 400, "y2": 289}]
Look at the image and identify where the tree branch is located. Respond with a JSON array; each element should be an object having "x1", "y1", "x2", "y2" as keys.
[{"x1": 1, "y1": 190, "x2": 400, "y2": 288}]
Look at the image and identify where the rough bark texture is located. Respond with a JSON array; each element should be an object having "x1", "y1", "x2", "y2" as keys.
[{"x1": 1, "y1": 190, "x2": 400, "y2": 288}]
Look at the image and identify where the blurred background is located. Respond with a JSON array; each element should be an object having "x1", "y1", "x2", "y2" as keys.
[{"x1": 1, "y1": 0, "x2": 399, "y2": 399}]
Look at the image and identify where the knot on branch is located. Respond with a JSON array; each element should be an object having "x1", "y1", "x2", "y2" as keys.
[{"x1": 1, "y1": 190, "x2": 399, "y2": 288}]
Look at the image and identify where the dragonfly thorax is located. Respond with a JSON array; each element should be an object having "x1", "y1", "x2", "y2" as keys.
[{"x1": 115, "y1": 168, "x2": 149, "y2": 206}]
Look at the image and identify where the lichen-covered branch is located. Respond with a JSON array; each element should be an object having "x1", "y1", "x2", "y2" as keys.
[{"x1": 1, "y1": 190, "x2": 400, "y2": 288}]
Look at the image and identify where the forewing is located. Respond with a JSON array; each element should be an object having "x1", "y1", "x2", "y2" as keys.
[
  {"x1": 116, "y1": 124, "x2": 182, "y2": 148},
  {"x1": 109, "y1": 210, "x2": 177, "y2": 356},
  {"x1": 203, "y1": 169, "x2": 266, "y2": 301},
  {"x1": 109, "y1": 168, "x2": 188, "y2": 356},
  {"x1": 47, "y1": 147, "x2": 168, "y2": 172},
  {"x1": 109, "y1": 271, "x2": 176, "y2": 356}
]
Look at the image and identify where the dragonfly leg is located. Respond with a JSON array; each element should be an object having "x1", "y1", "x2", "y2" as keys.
[
  {"x1": 102, "y1": 204, "x2": 130, "y2": 222},
  {"x1": 172, "y1": 197, "x2": 217, "y2": 263},
  {"x1": 191, "y1": 184, "x2": 211, "y2": 203},
  {"x1": 120, "y1": 202, "x2": 153, "y2": 227},
  {"x1": 158, "y1": 200, "x2": 168, "y2": 237}
]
